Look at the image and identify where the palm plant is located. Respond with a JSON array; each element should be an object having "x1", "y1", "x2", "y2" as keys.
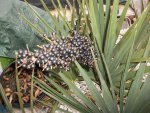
[{"x1": 1, "y1": 0, "x2": 150, "y2": 113}]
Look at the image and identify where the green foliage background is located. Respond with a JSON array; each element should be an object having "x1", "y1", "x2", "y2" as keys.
[
  {"x1": 0, "y1": 0, "x2": 150, "y2": 113},
  {"x1": 0, "y1": 0, "x2": 54, "y2": 58}
]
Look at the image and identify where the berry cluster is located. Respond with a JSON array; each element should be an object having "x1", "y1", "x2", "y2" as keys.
[
  {"x1": 69, "y1": 31, "x2": 94, "y2": 67},
  {"x1": 17, "y1": 31, "x2": 95, "y2": 71}
]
